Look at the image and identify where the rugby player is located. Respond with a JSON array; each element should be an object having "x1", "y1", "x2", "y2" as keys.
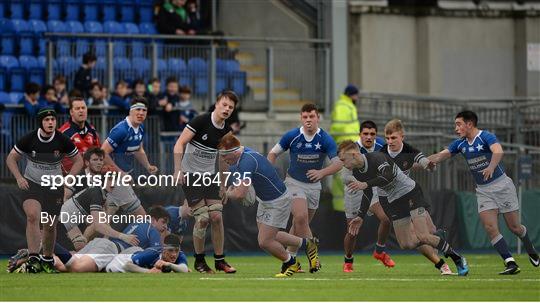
[
  {"x1": 428, "y1": 111, "x2": 539, "y2": 274},
  {"x1": 173, "y1": 90, "x2": 238, "y2": 273},
  {"x1": 101, "y1": 97, "x2": 155, "y2": 218},
  {"x1": 6, "y1": 108, "x2": 83, "y2": 273},
  {"x1": 268, "y1": 103, "x2": 341, "y2": 271},
  {"x1": 106, "y1": 234, "x2": 188, "y2": 273},
  {"x1": 219, "y1": 133, "x2": 320, "y2": 277},
  {"x1": 338, "y1": 141, "x2": 469, "y2": 276}
]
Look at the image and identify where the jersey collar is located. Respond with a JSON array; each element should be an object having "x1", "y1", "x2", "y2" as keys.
[
  {"x1": 387, "y1": 143, "x2": 403, "y2": 158},
  {"x1": 125, "y1": 117, "x2": 140, "y2": 133},
  {"x1": 466, "y1": 130, "x2": 482, "y2": 145},
  {"x1": 299, "y1": 127, "x2": 320, "y2": 142},
  {"x1": 211, "y1": 112, "x2": 225, "y2": 130},
  {"x1": 357, "y1": 139, "x2": 375, "y2": 153},
  {"x1": 37, "y1": 129, "x2": 55, "y2": 143}
]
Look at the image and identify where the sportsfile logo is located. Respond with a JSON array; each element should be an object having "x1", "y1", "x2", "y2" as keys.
[{"x1": 40, "y1": 171, "x2": 252, "y2": 189}]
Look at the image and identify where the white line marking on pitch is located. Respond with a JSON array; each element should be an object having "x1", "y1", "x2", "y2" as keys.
[{"x1": 199, "y1": 277, "x2": 540, "y2": 282}]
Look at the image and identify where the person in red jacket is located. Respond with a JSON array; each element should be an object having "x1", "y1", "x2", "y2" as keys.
[{"x1": 59, "y1": 97, "x2": 100, "y2": 174}]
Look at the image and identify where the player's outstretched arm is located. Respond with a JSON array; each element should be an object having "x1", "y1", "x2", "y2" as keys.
[
  {"x1": 101, "y1": 141, "x2": 123, "y2": 172},
  {"x1": 124, "y1": 261, "x2": 153, "y2": 273},
  {"x1": 427, "y1": 149, "x2": 452, "y2": 164},
  {"x1": 67, "y1": 153, "x2": 84, "y2": 176},
  {"x1": 90, "y1": 211, "x2": 140, "y2": 246},
  {"x1": 6, "y1": 149, "x2": 28, "y2": 190},
  {"x1": 307, "y1": 158, "x2": 343, "y2": 182},
  {"x1": 481, "y1": 143, "x2": 504, "y2": 180}
]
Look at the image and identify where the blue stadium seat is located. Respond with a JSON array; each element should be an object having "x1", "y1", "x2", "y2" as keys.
[
  {"x1": 0, "y1": 92, "x2": 10, "y2": 104},
  {"x1": 76, "y1": 40, "x2": 91, "y2": 57},
  {"x1": 29, "y1": 68, "x2": 45, "y2": 85},
  {"x1": 139, "y1": 22, "x2": 157, "y2": 35},
  {"x1": 9, "y1": 1, "x2": 25, "y2": 19},
  {"x1": 188, "y1": 58, "x2": 207, "y2": 73},
  {"x1": 216, "y1": 73, "x2": 228, "y2": 94},
  {"x1": 113, "y1": 57, "x2": 131, "y2": 83},
  {"x1": 47, "y1": 20, "x2": 67, "y2": 33},
  {"x1": 132, "y1": 57, "x2": 150, "y2": 79},
  {"x1": 84, "y1": 21, "x2": 103, "y2": 33},
  {"x1": 36, "y1": 38, "x2": 46, "y2": 56},
  {"x1": 19, "y1": 34, "x2": 35, "y2": 56},
  {"x1": 9, "y1": 92, "x2": 23, "y2": 103},
  {"x1": 57, "y1": 56, "x2": 78, "y2": 76},
  {"x1": 168, "y1": 58, "x2": 187, "y2": 72},
  {"x1": 29, "y1": 19, "x2": 47, "y2": 35},
  {"x1": 216, "y1": 59, "x2": 228, "y2": 73},
  {"x1": 83, "y1": 1, "x2": 99, "y2": 22},
  {"x1": 104, "y1": 21, "x2": 123, "y2": 34},
  {"x1": 123, "y1": 22, "x2": 139, "y2": 34},
  {"x1": 1, "y1": 35, "x2": 16, "y2": 55},
  {"x1": 65, "y1": 0, "x2": 81, "y2": 21},
  {"x1": 131, "y1": 40, "x2": 145, "y2": 58},
  {"x1": 19, "y1": 56, "x2": 39, "y2": 70},
  {"x1": 193, "y1": 72, "x2": 208, "y2": 95},
  {"x1": 11, "y1": 19, "x2": 30, "y2": 33},
  {"x1": 94, "y1": 39, "x2": 107, "y2": 56},
  {"x1": 0, "y1": 2, "x2": 4, "y2": 19},
  {"x1": 230, "y1": 71, "x2": 247, "y2": 95},
  {"x1": 0, "y1": 55, "x2": 19, "y2": 70},
  {"x1": 46, "y1": 1, "x2": 62, "y2": 21},
  {"x1": 56, "y1": 39, "x2": 71, "y2": 57},
  {"x1": 95, "y1": 56, "x2": 106, "y2": 71},
  {"x1": 157, "y1": 59, "x2": 167, "y2": 72},
  {"x1": 28, "y1": 1, "x2": 43, "y2": 20},
  {"x1": 66, "y1": 21, "x2": 85, "y2": 33},
  {"x1": 11, "y1": 67, "x2": 26, "y2": 92},
  {"x1": 113, "y1": 41, "x2": 126, "y2": 57},
  {"x1": 0, "y1": 19, "x2": 13, "y2": 32},
  {"x1": 139, "y1": 4, "x2": 154, "y2": 23},
  {"x1": 102, "y1": 0, "x2": 117, "y2": 21},
  {"x1": 225, "y1": 60, "x2": 241, "y2": 72},
  {"x1": 120, "y1": 3, "x2": 136, "y2": 22},
  {"x1": 37, "y1": 56, "x2": 46, "y2": 68},
  {"x1": 0, "y1": 68, "x2": 6, "y2": 91}
]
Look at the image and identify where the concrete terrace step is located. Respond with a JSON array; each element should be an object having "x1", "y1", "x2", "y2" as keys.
[
  {"x1": 235, "y1": 52, "x2": 255, "y2": 66},
  {"x1": 253, "y1": 88, "x2": 300, "y2": 101},
  {"x1": 247, "y1": 76, "x2": 286, "y2": 89}
]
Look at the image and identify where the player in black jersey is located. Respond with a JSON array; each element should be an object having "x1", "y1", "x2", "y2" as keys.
[
  {"x1": 381, "y1": 119, "x2": 454, "y2": 275},
  {"x1": 5, "y1": 108, "x2": 83, "y2": 273},
  {"x1": 173, "y1": 90, "x2": 238, "y2": 273},
  {"x1": 337, "y1": 141, "x2": 469, "y2": 276},
  {"x1": 62, "y1": 147, "x2": 139, "y2": 251}
]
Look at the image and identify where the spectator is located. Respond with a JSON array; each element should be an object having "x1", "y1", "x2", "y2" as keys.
[
  {"x1": 159, "y1": 77, "x2": 180, "y2": 131},
  {"x1": 39, "y1": 85, "x2": 66, "y2": 114},
  {"x1": 156, "y1": 0, "x2": 190, "y2": 36},
  {"x1": 73, "y1": 52, "x2": 97, "y2": 98},
  {"x1": 87, "y1": 82, "x2": 108, "y2": 115},
  {"x1": 68, "y1": 89, "x2": 84, "y2": 99},
  {"x1": 146, "y1": 77, "x2": 163, "y2": 115},
  {"x1": 18, "y1": 82, "x2": 41, "y2": 117},
  {"x1": 186, "y1": 0, "x2": 203, "y2": 35},
  {"x1": 53, "y1": 75, "x2": 69, "y2": 107},
  {"x1": 177, "y1": 85, "x2": 197, "y2": 131},
  {"x1": 109, "y1": 80, "x2": 131, "y2": 116},
  {"x1": 131, "y1": 79, "x2": 149, "y2": 99}
]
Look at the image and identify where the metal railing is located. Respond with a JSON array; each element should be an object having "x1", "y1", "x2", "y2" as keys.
[{"x1": 44, "y1": 33, "x2": 332, "y2": 114}]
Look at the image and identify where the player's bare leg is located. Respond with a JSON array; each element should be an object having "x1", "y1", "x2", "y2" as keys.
[
  {"x1": 208, "y1": 199, "x2": 236, "y2": 273},
  {"x1": 22, "y1": 199, "x2": 44, "y2": 273},
  {"x1": 371, "y1": 203, "x2": 395, "y2": 267},
  {"x1": 479, "y1": 209, "x2": 520, "y2": 274},
  {"x1": 68, "y1": 256, "x2": 98, "y2": 272},
  {"x1": 502, "y1": 211, "x2": 539, "y2": 267},
  {"x1": 191, "y1": 200, "x2": 214, "y2": 273},
  {"x1": 286, "y1": 198, "x2": 311, "y2": 259},
  {"x1": 343, "y1": 217, "x2": 358, "y2": 272}
]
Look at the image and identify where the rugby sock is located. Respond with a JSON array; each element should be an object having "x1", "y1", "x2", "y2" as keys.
[
  {"x1": 300, "y1": 238, "x2": 307, "y2": 251},
  {"x1": 28, "y1": 253, "x2": 40, "y2": 263},
  {"x1": 194, "y1": 253, "x2": 206, "y2": 262},
  {"x1": 491, "y1": 234, "x2": 514, "y2": 263},
  {"x1": 436, "y1": 238, "x2": 462, "y2": 263},
  {"x1": 287, "y1": 250, "x2": 298, "y2": 258},
  {"x1": 54, "y1": 243, "x2": 72, "y2": 264},
  {"x1": 435, "y1": 259, "x2": 445, "y2": 270},
  {"x1": 518, "y1": 226, "x2": 538, "y2": 255},
  {"x1": 344, "y1": 255, "x2": 354, "y2": 264},
  {"x1": 214, "y1": 254, "x2": 225, "y2": 262},
  {"x1": 375, "y1": 243, "x2": 386, "y2": 254},
  {"x1": 283, "y1": 254, "x2": 296, "y2": 266},
  {"x1": 40, "y1": 255, "x2": 54, "y2": 265}
]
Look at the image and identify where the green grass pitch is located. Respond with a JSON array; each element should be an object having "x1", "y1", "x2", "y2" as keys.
[{"x1": 1, "y1": 254, "x2": 538, "y2": 301}]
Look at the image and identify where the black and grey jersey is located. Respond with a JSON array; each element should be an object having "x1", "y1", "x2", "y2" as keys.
[
  {"x1": 14, "y1": 130, "x2": 78, "y2": 184},
  {"x1": 182, "y1": 112, "x2": 231, "y2": 173},
  {"x1": 64, "y1": 185, "x2": 107, "y2": 215},
  {"x1": 352, "y1": 152, "x2": 415, "y2": 203},
  {"x1": 381, "y1": 142, "x2": 427, "y2": 176}
]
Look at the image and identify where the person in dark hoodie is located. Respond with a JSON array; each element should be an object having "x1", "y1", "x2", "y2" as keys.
[
  {"x1": 73, "y1": 52, "x2": 97, "y2": 98},
  {"x1": 38, "y1": 85, "x2": 66, "y2": 114},
  {"x1": 108, "y1": 80, "x2": 131, "y2": 116},
  {"x1": 158, "y1": 77, "x2": 181, "y2": 131},
  {"x1": 177, "y1": 85, "x2": 197, "y2": 131}
]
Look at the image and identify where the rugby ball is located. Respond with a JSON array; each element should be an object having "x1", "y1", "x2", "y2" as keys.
[{"x1": 242, "y1": 186, "x2": 257, "y2": 207}]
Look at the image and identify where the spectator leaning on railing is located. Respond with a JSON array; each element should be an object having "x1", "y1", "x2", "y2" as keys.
[
  {"x1": 53, "y1": 75, "x2": 69, "y2": 107},
  {"x1": 39, "y1": 85, "x2": 67, "y2": 114},
  {"x1": 146, "y1": 77, "x2": 163, "y2": 115},
  {"x1": 109, "y1": 80, "x2": 131, "y2": 116},
  {"x1": 159, "y1": 77, "x2": 181, "y2": 131},
  {"x1": 177, "y1": 85, "x2": 197, "y2": 131},
  {"x1": 18, "y1": 82, "x2": 41, "y2": 117}
]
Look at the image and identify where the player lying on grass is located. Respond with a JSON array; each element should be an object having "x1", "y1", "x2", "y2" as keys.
[
  {"x1": 341, "y1": 120, "x2": 395, "y2": 272},
  {"x1": 60, "y1": 206, "x2": 169, "y2": 272},
  {"x1": 428, "y1": 110, "x2": 539, "y2": 275},
  {"x1": 106, "y1": 234, "x2": 189, "y2": 273},
  {"x1": 268, "y1": 103, "x2": 341, "y2": 273},
  {"x1": 338, "y1": 141, "x2": 469, "y2": 276},
  {"x1": 219, "y1": 133, "x2": 320, "y2": 278},
  {"x1": 380, "y1": 119, "x2": 455, "y2": 275}
]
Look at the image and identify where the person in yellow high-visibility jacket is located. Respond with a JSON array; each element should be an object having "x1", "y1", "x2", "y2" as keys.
[{"x1": 329, "y1": 85, "x2": 360, "y2": 212}]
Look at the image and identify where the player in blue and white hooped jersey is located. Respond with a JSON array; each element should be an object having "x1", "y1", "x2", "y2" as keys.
[
  {"x1": 106, "y1": 234, "x2": 189, "y2": 273},
  {"x1": 341, "y1": 121, "x2": 395, "y2": 272},
  {"x1": 429, "y1": 110, "x2": 539, "y2": 274},
  {"x1": 65, "y1": 206, "x2": 170, "y2": 272},
  {"x1": 101, "y1": 97, "x2": 157, "y2": 217},
  {"x1": 219, "y1": 133, "x2": 320, "y2": 277},
  {"x1": 268, "y1": 104, "x2": 341, "y2": 271}
]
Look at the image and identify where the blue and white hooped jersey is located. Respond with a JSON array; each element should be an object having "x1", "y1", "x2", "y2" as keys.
[
  {"x1": 111, "y1": 222, "x2": 161, "y2": 251},
  {"x1": 228, "y1": 147, "x2": 287, "y2": 202},
  {"x1": 447, "y1": 130, "x2": 505, "y2": 185},
  {"x1": 357, "y1": 136, "x2": 385, "y2": 154},
  {"x1": 106, "y1": 117, "x2": 145, "y2": 173},
  {"x1": 165, "y1": 206, "x2": 188, "y2": 236},
  {"x1": 131, "y1": 247, "x2": 188, "y2": 269},
  {"x1": 276, "y1": 127, "x2": 338, "y2": 183}
]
